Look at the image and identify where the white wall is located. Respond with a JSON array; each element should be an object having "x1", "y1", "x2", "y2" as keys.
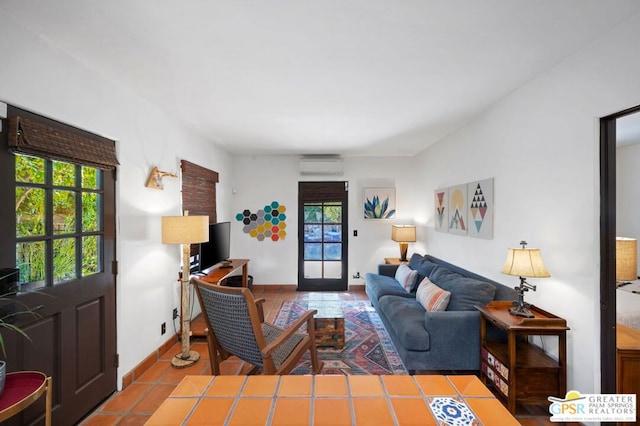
[
  {"x1": 410, "y1": 13, "x2": 640, "y2": 395},
  {"x1": 0, "y1": 14, "x2": 233, "y2": 387},
  {"x1": 617, "y1": 142, "x2": 640, "y2": 248},
  {"x1": 230, "y1": 155, "x2": 425, "y2": 285}
]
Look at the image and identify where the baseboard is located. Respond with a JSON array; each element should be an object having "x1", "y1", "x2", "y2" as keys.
[{"x1": 122, "y1": 335, "x2": 178, "y2": 389}]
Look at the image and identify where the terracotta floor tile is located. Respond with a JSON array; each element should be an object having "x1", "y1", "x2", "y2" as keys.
[
  {"x1": 241, "y1": 375, "x2": 279, "y2": 396},
  {"x1": 353, "y1": 398, "x2": 395, "y2": 425},
  {"x1": 382, "y1": 375, "x2": 421, "y2": 396},
  {"x1": 313, "y1": 398, "x2": 352, "y2": 426},
  {"x1": 101, "y1": 383, "x2": 152, "y2": 412},
  {"x1": 117, "y1": 414, "x2": 152, "y2": 426},
  {"x1": 348, "y1": 375, "x2": 384, "y2": 396},
  {"x1": 227, "y1": 397, "x2": 272, "y2": 426},
  {"x1": 314, "y1": 375, "x2": 348, "y2": 396},
  {"x1": 172, "y1": 375, "x2": 214, "y2": 396},
  {"x1": 79, "y1": 413, "x2": 122, "y2": 426},
  {"x1": 131, "y1": 384, "x2": 176, "y2": 414},
  {"x1": 390, "y1": 398, "x2": 437, "y2": 426},
  {"x1": 206, "y1": 375, "x2": 246, "y2": 396},
  {"x1": 160, "y1": 361, "x2": 208, "y2": 384},
  {"x1": 136, "y1": 360, "x2": 171, "y2": 383},
  {"x1": 448, "y1": 375, "x2": 494, "y2": 397},
  {"x1": 145, "y1": 398, "x2": 198, "y2": 425},
  {"x1": 186, "y1": 397, "x2": 234, "y2": 425},
  {"x1": 278, "y1": 375, "x2": 312, "y2": 396},
  {"x1": 414, "y1": 375, "x2": 457, "y2": 396},
  {"x1": 466, "y1": 398, "x2": 522, "y2": 426},
  {"x1": 271, "y1": 398, "x2": 311, "y2": 425}
]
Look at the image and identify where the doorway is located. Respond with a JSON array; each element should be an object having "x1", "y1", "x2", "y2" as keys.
[
  {"x1": 298, "y1": 182, "x2": 348, "y2": 291},
  {"x1": 600, "y1": 104, "x2": 640, "y2": 394}
]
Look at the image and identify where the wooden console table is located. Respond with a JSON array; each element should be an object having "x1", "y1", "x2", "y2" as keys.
[
  {"x1": 190, "y1": 259, "x2": 250, "y2": 337},
  {"x1": 617, "y1": 323, "x2": 640, "y2": 426},
  {"x1": 0, "y1": 371, "x2": 51, "y2": 426},
  {"x1": 477, "y1": 301, "x2": 569, "y2": 414}
]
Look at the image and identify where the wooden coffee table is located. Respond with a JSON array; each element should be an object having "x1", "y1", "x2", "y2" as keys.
[{"x1": 308, "y1": 293, "x2": 345, "y2": 349}]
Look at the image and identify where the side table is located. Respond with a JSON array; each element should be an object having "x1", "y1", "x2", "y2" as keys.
[
  {"x1": 476, "y1": 301, "x2": 569, "y2": 414},
  {"x1": 0, "y1": 371, "x2": 52, "y2": 426},
  {"x1": 384, "y1": 258, "x2": 408, "y2": 265}
]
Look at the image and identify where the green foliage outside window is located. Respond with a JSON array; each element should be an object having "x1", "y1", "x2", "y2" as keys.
[{"x1": 15, "y1": 154, "x2": 102, "y2": 286}]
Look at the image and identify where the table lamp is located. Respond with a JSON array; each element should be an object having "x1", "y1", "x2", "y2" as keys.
[
  {"x1": 501, "y1": 241, "x2": 550, "y2": 318},
  {"x1": 616, "y1": 237, "x2": 637, "y2": 287},
  {"x1": 391, "y1": 225, "x2": 416, "y2": 262},
  {"x1": 162, "y1": 212, "x2": 209, "y2": 368}
]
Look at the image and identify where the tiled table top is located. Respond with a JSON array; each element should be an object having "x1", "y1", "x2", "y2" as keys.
[{"x1": 146, "y1": 375, "x2": 519, "y2": 425}]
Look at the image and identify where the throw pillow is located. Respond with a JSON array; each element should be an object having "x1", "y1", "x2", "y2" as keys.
[
  {"x1": 395, "y1": 264, "x2": 418, "y2": 292},
  {"x1": 416, "y1": 278, "x2": 451, "y2": 311}
]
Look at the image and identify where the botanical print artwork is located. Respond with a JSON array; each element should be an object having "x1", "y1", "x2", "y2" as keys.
[
  {"x1": 363, "y1": 187, "x2": 396, "y2": 220},
  {"x1": 448, "y1": 184, "x2": 468, "y2": 235},
  {"x1": 468, "y1": 178, "x2": 494, "y2": 239},
  {"x1": 435, "y1": 188, "x2": 448, "y2": 232}
]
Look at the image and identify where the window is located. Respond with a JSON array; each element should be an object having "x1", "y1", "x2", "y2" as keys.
[{"x1": 15, "y1": 154, "x2": 103, "y2": 289}]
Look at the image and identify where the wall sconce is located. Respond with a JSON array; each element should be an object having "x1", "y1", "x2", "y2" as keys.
[{"x1": 146, "y1": 166, "x2": 178, "y2": 190}]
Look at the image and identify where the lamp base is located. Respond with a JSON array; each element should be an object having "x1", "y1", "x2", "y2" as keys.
[
  {"x1": 509, "y1": 303, "x2": 534, "y2": 318},
  {"x1": 399, "y1": 242, "x2": 409, "y2": 262},
  {"x1": 171, "y1": 350, "x2": 200, "y2": 369}
]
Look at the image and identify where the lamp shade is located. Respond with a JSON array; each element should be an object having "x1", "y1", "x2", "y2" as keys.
[
  {"x1": 616, "y1": 237, "x2": 637, "y2": 281},
  {"x1": 501, "y1": 247, "x2": 550, "y2": 278},
  {"x1": 162, "y1": 215, "x2": 209, "y2": 245},
  {"x1": 391, "y1": 225, "x2": 416, "y2": 243}
]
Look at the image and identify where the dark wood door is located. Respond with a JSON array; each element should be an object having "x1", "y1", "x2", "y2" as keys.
[
  {"x1": 0, "y1": 110, "x2": 117, "y2": 425},
  {"x1": 298, "y1": 182, "x2": 348, "y2": 291}
]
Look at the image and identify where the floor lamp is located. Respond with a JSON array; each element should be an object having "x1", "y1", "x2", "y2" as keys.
[{"x1": 162, "y1": 212, "x2": 209, "y2": 368}]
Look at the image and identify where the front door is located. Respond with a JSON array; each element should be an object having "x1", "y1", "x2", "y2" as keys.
[
  {"x1": 0, "y1": 109, "x2": 117, "y2": 425},
  {"x1": 298, "y1": 182, "x2": 348, "y2": 291}
]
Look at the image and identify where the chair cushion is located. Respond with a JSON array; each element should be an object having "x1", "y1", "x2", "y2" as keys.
[
  {"x1": 429, "y1": 266, "x2": 496, "y2": 311},
  {"x1": 395, "y1": 264, "x2": 418, "y2": 292},
  {"x1": 416, "y1": 278, "x2": 451, "y2": 311}
]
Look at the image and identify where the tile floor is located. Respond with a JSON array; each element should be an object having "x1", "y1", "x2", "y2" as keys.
[{"x1": 79, "y1": 286, "x2": 565, "y2": 425}]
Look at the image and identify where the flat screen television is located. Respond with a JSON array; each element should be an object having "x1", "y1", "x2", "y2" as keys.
[{"x1": 198, "y1": 221, "x2": 231, "y2": 272}]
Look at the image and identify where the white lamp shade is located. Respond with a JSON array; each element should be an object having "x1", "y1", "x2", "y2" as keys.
[
  {"x1": 501, "y1": 248, "x2": 550, "y2": 278},
  {"x1": 162, "y1": 215, "x2": 209, "y2": 244},
  {"x1": 391, "y1": 225, "x2": 416, "y2": 242},
  {"x1": 616, "y1": 237, "x2": 637, "y2": 281}
]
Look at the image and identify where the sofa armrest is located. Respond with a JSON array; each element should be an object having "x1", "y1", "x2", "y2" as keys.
[{"x1": 378, "y1": 264, "x2": 399, "y2": 277}]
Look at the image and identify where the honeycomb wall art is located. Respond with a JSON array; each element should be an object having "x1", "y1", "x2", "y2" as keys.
[{"x1": 235, "y1": 201, "x2": 287, "y2": 241}]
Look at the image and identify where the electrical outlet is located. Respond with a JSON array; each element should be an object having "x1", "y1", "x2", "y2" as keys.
[
  {"x1": 161, "y1": 322, "x2": 166, "y2": 335},
  {"x1": 173, "y1": 308, "x2": 178, "y2": 319},
  {"x1": 353, "y1": 272, "x2": 361, "y2": 279}
]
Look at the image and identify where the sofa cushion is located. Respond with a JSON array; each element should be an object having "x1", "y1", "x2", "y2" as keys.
[
  {"x1": 429, "y1": 266, "x2": 496, "y2": 311},
  {"x1": 378, "y1": 296, "x2": 430, "y2": 351},
  {"x1": 395, "y1": 264, "x2": 418, "y2": 292},
  {"x1": 408, "y1": 254, "x2": 440, "y2": 291},
  {"x1": 416, "y1": 278, "x2": 451, "y2": 311},
  {"x1": 364, "y1": 273, "x2": 415, "y2": 301}
]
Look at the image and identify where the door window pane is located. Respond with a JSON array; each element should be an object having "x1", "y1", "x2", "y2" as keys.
[
  {"x1": 53, "y1": 190, "x2": 76, "y2": 234},
  {"x1": 53, "y1": 238, "x2": 76, "y2": 284},
  {"x1": 324, "y1": 243, "x2": 342, "y2": 260},
  {"x1": 304, "y1": 243, "x2": 322, "y2": 260},
  {"x1": 15, "y1": 155, "x2": 45, "y2": 184},
  {"x1": 304, "y1": 205, "x2": 322, "y2": 223},
  {"x1": 82, "y1": 193, "x2": 101, "y2": 232},
  {"x1": 323, "y1": 204, "x2": 342, "y2": 223},
  {"x1": 82, "y1": 166, "x2": 99, "y2": 189},
  {"x1": 323, "y1": 225, "x2": 342, "y2": 242},
  {"x1": 304, "y1": 261, "x2": 322, "y2": 279},
  {"x1": 82, "y1": 236, "x2": 101, "y2": 276},
  {"x1": 304, "y1": 224, "x2": 322, "y2": 242},
  {"x1": 53, "y1": 160, "x2": 75, "y2": 187},
  {"x1": 324, "y1": 261, "x2": 342, "y2": 279},
  {"x1": 16, "y1": 241, "x2": 46, "y2": 290},
  {"x1": 16, "y1": 187, "x2": 46, "y2": 237}
]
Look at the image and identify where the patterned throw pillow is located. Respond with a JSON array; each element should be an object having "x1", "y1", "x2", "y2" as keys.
[
  {"x1": 395, "y1": 264, "x2": 418, "y2": 292},
  {"x1": 416, "y1": 277, "x2": 451, "y2": 311}
]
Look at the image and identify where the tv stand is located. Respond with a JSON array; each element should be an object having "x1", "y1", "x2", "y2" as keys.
[{"x1": 189, "y1": 259, "x2": 250, "y2": 337}]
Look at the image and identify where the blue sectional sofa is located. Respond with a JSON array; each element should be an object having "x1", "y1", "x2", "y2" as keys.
[{"x1": 365, "y1": 253, "x2": 516, "y2": 372}]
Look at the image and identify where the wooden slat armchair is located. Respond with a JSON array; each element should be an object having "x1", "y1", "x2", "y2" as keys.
[{"x1": 191, "y1": 277, "x2": 323, "y2": 375}]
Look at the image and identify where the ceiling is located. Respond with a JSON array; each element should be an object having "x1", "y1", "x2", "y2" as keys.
[{"x1": 2, "y1": 1, "x2": 640, "y2": 156}]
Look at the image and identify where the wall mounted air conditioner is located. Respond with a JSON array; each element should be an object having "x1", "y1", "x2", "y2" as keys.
[{"x1": 299, "y1": 155, "x2": 344, "y2": 176}]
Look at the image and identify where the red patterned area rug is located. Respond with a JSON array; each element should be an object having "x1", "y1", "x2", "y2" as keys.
[{"x1": 274, "y1": 301, "x2": 407, "y2": 375}]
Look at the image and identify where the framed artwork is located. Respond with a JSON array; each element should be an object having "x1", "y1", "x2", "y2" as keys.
[
  {"x1": 448, "y1": 184, "x2": 468, "y2": 235},
  {"x1": 434, "y1": 188, "x2": 448, "y2": 232},
  {"x1": 363, "y1": 187, "x2": 396, "y2": 220},
  {"x1": 468, "y1": 178, "x2": 494, "y2": 239}
]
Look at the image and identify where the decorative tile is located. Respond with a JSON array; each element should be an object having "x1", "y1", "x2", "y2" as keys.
[{"x1": 428, "y1": 397, "x2": 479, "y2": 426}]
